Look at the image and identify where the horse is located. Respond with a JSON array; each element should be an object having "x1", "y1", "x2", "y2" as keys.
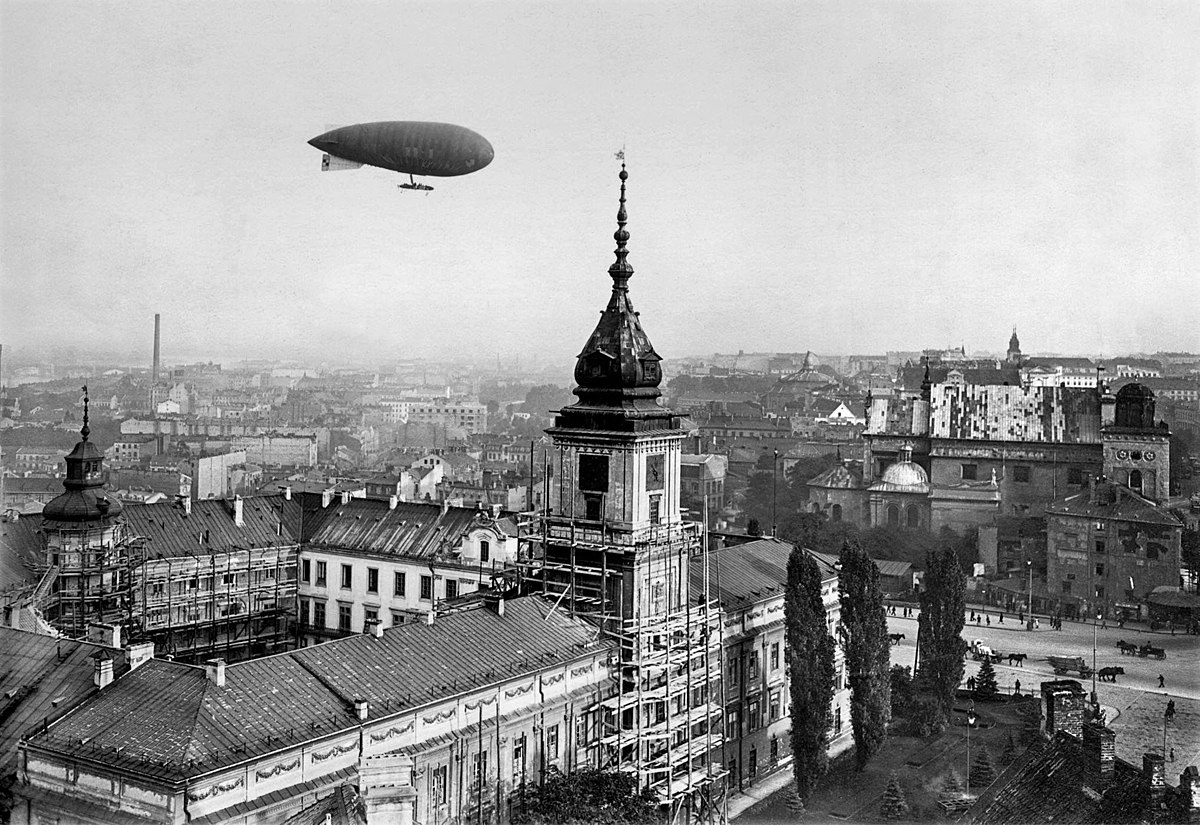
[
  {"x1": 888, "y1": 633, "x2": 905, "y2": 646},
  {"x1": 1116, "y1": 640, "x2": 1138, "y2": 656},
  {"x1": 1007, "y1": 653, "x2": 1027, "y2": 667},
  {"x1": 1097, "y1": 666, "x2": 1125, "y2": 682}
]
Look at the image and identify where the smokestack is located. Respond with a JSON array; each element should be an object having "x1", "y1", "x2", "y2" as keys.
[{"x1": 152, "y1": 314, "x2": 161, "y2": 383}]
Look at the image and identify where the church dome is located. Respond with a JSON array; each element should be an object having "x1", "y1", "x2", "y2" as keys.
[
  {"x1": 880, "y1": 460, "x2": 929, "y2": 489},
  {"x1": 41, "y1": 389, "x2": 123, "y2": 524}
]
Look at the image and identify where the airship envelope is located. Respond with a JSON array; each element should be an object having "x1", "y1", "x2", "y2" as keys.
[{"x1": 308, "y1": 121, "x2": 494, "y2": 178}]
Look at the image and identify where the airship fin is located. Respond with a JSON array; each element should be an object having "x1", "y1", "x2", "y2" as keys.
[{"x1": 321, "y1": 153, "x2": 363, "y2": 172}]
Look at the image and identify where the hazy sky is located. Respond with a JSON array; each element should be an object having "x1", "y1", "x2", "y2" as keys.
[{"x1": 2, "y1": 1, "x2": 1197, "y2": 367}]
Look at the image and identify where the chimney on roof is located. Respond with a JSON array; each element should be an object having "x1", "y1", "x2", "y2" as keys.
[
  {"x1": 491, "y1": 503, "x2": 501, "y2": 519},
  {"x1": 1179, "y1": 766, "x2": 1200, "y2": 816},
  {"x1": 284, "y1": 485, "x2": 292, "y2": 501},
  {"x1": 1082, "y1": 720, "x2": 1116, "y2": 787},
  {"x1": 322, "y1": 489, "x2": 334, "y2": 508},
  {"x1": 1144, "y1": 752, "x2": 1168, "y2": 810},
  {"x1": 152, "y1": 313, "x2": 161, "y2": 384},
  {"x1": 341, "y1": 490, "x2": 351, "y2": 505},
  {"x1": 364, "y1": 617, "x2": 384, "y2": 638},
  {"x1": 354, "y1": 698, "x2": 369, "y2": 721},
  {"x1": 206, "y1": 658, "x2": 226, "y2": 687},
  {"x1": 389, "y1": 494, "x2": 398, "y2": 510},
  {"x1": 92, "y1": 650, "x2": 114, "y2": 689},
  {"x1": 358, "y1": 752, "x2": 417, "y2": 825},
  {"x1": 182, "y1": 495, "x2": 192, "y2": 516},
  {"x1": 1041, "y1": 680, "x2": 1086, "y2": 740},
  {"x1": 88, "y1": 622, "x2": 121, "y2": 649},
  {"x1": 426, "y1": 609, "x2": 436, "y2": 626},
  {"x1": 233, "y1": 495, "x2": 244, "y2": 527},
  {"x1": 441, "y1": 499, "x2": 449, "y2": 515},
  {"x1": 125, "y1": 641, "x2": 154, "y2": 672}
]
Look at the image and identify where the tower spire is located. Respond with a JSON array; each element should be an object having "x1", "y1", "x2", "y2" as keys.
[
  {"x1": 81, "y1": 384, "x2": 90, "y2": 441},
  {"x1": 608, "y1": 164, "x2": 633, "y2": 291}
]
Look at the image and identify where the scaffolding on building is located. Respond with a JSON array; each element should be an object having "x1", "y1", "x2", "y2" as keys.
[{"x1": 515, "y1": 510, "x2": 729, "y2": 825}]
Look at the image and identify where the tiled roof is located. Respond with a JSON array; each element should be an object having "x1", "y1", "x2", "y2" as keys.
[
  {"x1": 0, "y1": 628, "x2": 129, "y2": 772},
  {"x1": 974, "y1": 731, "x2": 1156, "y2": 824},
  {"x1": 930, "y1": 385, "x2": 1101, "y2": 443},
  {"x1": 1045, "y1": 481, "x2": 1181, "y2": 527},
  {"x1": 24, "y1": 597, "x2": 605, "y2": 783},
  {"x1": 2, "y1": 477, "x2": 64, "y2": 494},
  {"x1": 303, "y1": 498, "x2": 488, "y2": 559},
  {"x1": 281, "y1": 784, "x2": 365, "y2": 825},
  {"x1": 122, "y1": 497, "x2": 294, "y2": 560},
  {"x1": 898, "y1": 365, "x2": 1022, "y2": 390},
  {"x1": 807, "y1": 463, "x2": 863, "y2": 490},
  {"x1": 689, "y1": 538, "x2": 836, "y2": 608},
  {"x1": 0, "y1": 517, "x2": 43, "y2": 591}
]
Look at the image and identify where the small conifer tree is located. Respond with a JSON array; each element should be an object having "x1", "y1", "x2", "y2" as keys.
[
  {"x1": 970, "y1": 746, "x2": 997, "y2": 789},
  {"x1": 880, "y1": 772, "x2": 909, "y2": 821},
  {"x1": 1001, "y1": 731, "x2": 1017, "y2": 764},
  {"x1": 938, "y1": 770, "x2": 965, "y2": 805},
  {"x1": 973, "y1": 659, "x2": 999, "y2": 701}
]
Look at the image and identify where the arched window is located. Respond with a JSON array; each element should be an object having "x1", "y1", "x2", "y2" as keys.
[
  {"x1": 886, "y1": 505, "x2": 900, "y2": 527},
  {"x1": 1128, "y1": 470, "x2": 1143, "y2": 495},
  {"x1": 906, "y1": 505, "x2": 921, "y2": 528},
  {"x1": 831, "y1": 504, "x2": 842, "y2": 522},
  {"x1": 479, "y1": 540, "x2": 490, "y2": 563}
]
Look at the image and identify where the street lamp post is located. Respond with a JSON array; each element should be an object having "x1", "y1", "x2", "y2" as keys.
[
  {"x1": 771, "y1": 449, "x2": 779, "y2": 537},
  {"x1": 1092, "y1": 611, "x2": 1101, "y2": 708},
  {"x1": 1026, "y1": 561, "x2": 1034, "y2": 630},
  {"x1": 966, "y1": 704, "x2": 977, "y2": 796}
]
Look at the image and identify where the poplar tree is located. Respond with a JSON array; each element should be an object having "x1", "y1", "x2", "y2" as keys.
[
  {"x1": 838, "y1": 537, "x2": 891, "y2": 769},
  {"x1": 917, "y1": 544, "x2": 967, "y2": 723},
  {"x1": 786, "y1": 546, "x2": 836, "y2": 803}
]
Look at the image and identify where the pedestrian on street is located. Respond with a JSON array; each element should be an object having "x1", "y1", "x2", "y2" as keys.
[
  {"x1": 1166, "y1": 700, "x2": 1176, "y2": 720},
  {"x1": 971, "y1": 611, "x2": 977, "y2": 622},
  {"x1": 1034, "y1": 618, "x2": 1039, "y2": 630},
  {"x1": 1171, "y1": 748, "x2": 1176, "y2": 762},
  {"x1": 1019, "y1": 611, "x2": 1024, "y2": 625},
  {"x1": 967, "y1": 676, "x2": 977, "y2": 692},
  {"x1": 999, "y1": 612, "x2": 1004, "y2": 623},
  {"x1": 986, "y1": 615, "x2": 991, "y2": 626},
  {"x1": 1158, "y1": 674, "x2": 1165, "y2": 689}
]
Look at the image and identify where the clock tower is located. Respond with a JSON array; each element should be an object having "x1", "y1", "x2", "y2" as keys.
[
  {"x1": 532, "y1": 165, "x2": 725, "y2": 819},
  {"x1": 1100, "y1": 382, "x2": 1170, "y2": 503}
]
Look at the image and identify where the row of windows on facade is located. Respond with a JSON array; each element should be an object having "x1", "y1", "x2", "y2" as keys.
[
  {"x1": 958, "y1": 463, "x2": 1086, "y2": 483},
  {"x1": 1059, "y1": 537, "x2": 1168, "y2": 560},
  {"x1": 300, "y1": 544, "x2": 489, "y2": 592}
]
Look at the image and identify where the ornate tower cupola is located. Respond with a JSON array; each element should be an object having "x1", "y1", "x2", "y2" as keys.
[
  {"x1": 558, "y1": 164, "x2": 672, "y2": 433},
  {"x1": 42, "y1": 386, "x2": 123, "y2": 523}
]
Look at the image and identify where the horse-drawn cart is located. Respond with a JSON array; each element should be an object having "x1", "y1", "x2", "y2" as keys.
[{"x1": 1047, "y1": 655, "x2": 1092, "y2": 677}]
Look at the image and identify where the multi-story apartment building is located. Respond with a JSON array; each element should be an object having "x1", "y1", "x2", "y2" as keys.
[
  {"x1": 293, "y1": 496, "x2": 517, "y2": 642},
  {"x1": 693, "y1": 538, "x2": 850, "y2": 792}
]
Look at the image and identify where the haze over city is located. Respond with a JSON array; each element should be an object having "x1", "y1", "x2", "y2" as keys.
[{"x1": 3, "y1": 0, "x2": 1198, "y2": 366}]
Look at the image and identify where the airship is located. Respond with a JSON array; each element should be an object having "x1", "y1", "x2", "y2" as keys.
[{"x1": 308, "y1": 121, "x2": 494, "y2": 191}]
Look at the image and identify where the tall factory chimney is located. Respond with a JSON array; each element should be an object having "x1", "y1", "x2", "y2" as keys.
[{"x1": 152, "y1": 314, "x2": 161, "y2": 383}]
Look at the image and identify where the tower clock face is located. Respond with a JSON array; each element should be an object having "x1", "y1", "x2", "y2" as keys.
[{"x1": 647, "y1": 454, "x2": 665, "y2": 490}]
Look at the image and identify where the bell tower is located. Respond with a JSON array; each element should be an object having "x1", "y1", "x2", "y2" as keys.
[{"x1": 531, "y1": 165, "x2": 726, "y2": 819}]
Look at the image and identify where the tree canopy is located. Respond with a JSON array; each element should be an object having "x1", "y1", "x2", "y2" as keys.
[
  {"x1": 786, "y1": 547, "x2": 836, "y2": 802},
  {"x1": 917, "y1": 543, "x2": 967, "y2": 725},
  {"x1": 512, "y1": 768, "x2": 660, "y2": 825},
  {"x1": 838, "y1": 537, "x2": 892, "y2": 769}
]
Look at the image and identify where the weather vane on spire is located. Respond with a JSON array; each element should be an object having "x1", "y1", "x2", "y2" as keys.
[{"x1": 614, "y1": 146, "x2": 625, "y2": 161}]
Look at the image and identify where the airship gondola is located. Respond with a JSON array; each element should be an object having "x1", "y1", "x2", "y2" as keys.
[{"x1": 308, "y1": 121, "x2": 494, "y2": 191}]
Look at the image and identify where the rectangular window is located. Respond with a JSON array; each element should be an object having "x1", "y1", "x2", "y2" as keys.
[
  {"x1": 341, "y1": 564, "x2": 353, "y2": 589},
  {"x1": 512, "y1": 735, "x2": 526, "y2": 785},
  {"x1": 770, "y1": 642, "x2": 780, "y2": 671},
  {"x1": 748, "y1": 650, "x2": 760, "y2": 680},
  {"x1": 364, "y1": 607, "x2": 378, "y2": 626},
  {"x1": 394, "y1": 571, "x2": 406, "y2": 597},
  {"x1": 578, "y1": 454, "x2": 609, "y2": 493},
  {"x1": 420, "y1": 575, "x2": 433, "y2": 601},
  {"x1": 547, "y1": 724, "x2": 559, "y2": 759},
  {"x1": 648, "y1": 496, "x2": 660, "y2": 525},
  {"x1": 727, "y1": 710, "x2": 739, "y2": 736},
  {"x1": 726, "y1": 657, "x2": 739, "y2": 686},
  {"x1": 479, "y1": 540, "x2": 490, "y2": 563},
  {"x1": 302, "y1": 559, "x2": 311, "y2": 583},
  {"x1": 338, "y1": 603, "x2": 352, "y2": 631},
  {"x1": 1095, "y1": 585, "x2": 1105, "y2": 599},
  {"x1": 472, "y1": 751, "x2": 488, "y2": 790},
  {"x1": 432, "y1": 764, "x2": 448, "y2": 805},
  {"x1": 367, "y1": 567, "x2": 379, "y2": 594},
  {"x1": 584, "y1": 494, "x2": 603, "y2": 521},
  {"x1": 1013, "y1": 465, "x2": 1031, "y2": 483},
  {"x1": 313, "y1": 600, "x2": 326, "y2": 627},
  {"x1": 748, "y1": 698, "x2": 762, "y2": 731},
  {"x1": 1095, "y1": 540, "x2": 1106, "y2": 554},
  {"x1": 1095, "y1": 563, "x2": 1104, "y2": 576},
  {"x1": 769, "y1": 689, "x2": 781, "y2": 721},
  {"x1": 961, "y1": 463, "x2": 978, "y2": 481},
  {"x1": 1067, "y1": 467, "x2": 1084, "y2": 485},
  {"x1": 315, "y1": 561, "x2": 327, "y2": 587},
  {"x1": 770, "y1": 737, "x2": 779, "y2": 763},
  {"x1": 749, "y1": 747, "x2": 758, "y2": 779},
  {"x1": 299, "y1": 598, "x2": 310, "y2": 626},
  {"x1": 446, "y1": 579, "x2": 458, "y2": 599},
  {"x1": 576, "y1": 715, "x2": 589, "y2": 748}
]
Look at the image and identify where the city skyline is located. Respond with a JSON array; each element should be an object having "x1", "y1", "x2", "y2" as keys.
[{"x1": 2, "y1": 1, "x2": 1197, "y2": 364}]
